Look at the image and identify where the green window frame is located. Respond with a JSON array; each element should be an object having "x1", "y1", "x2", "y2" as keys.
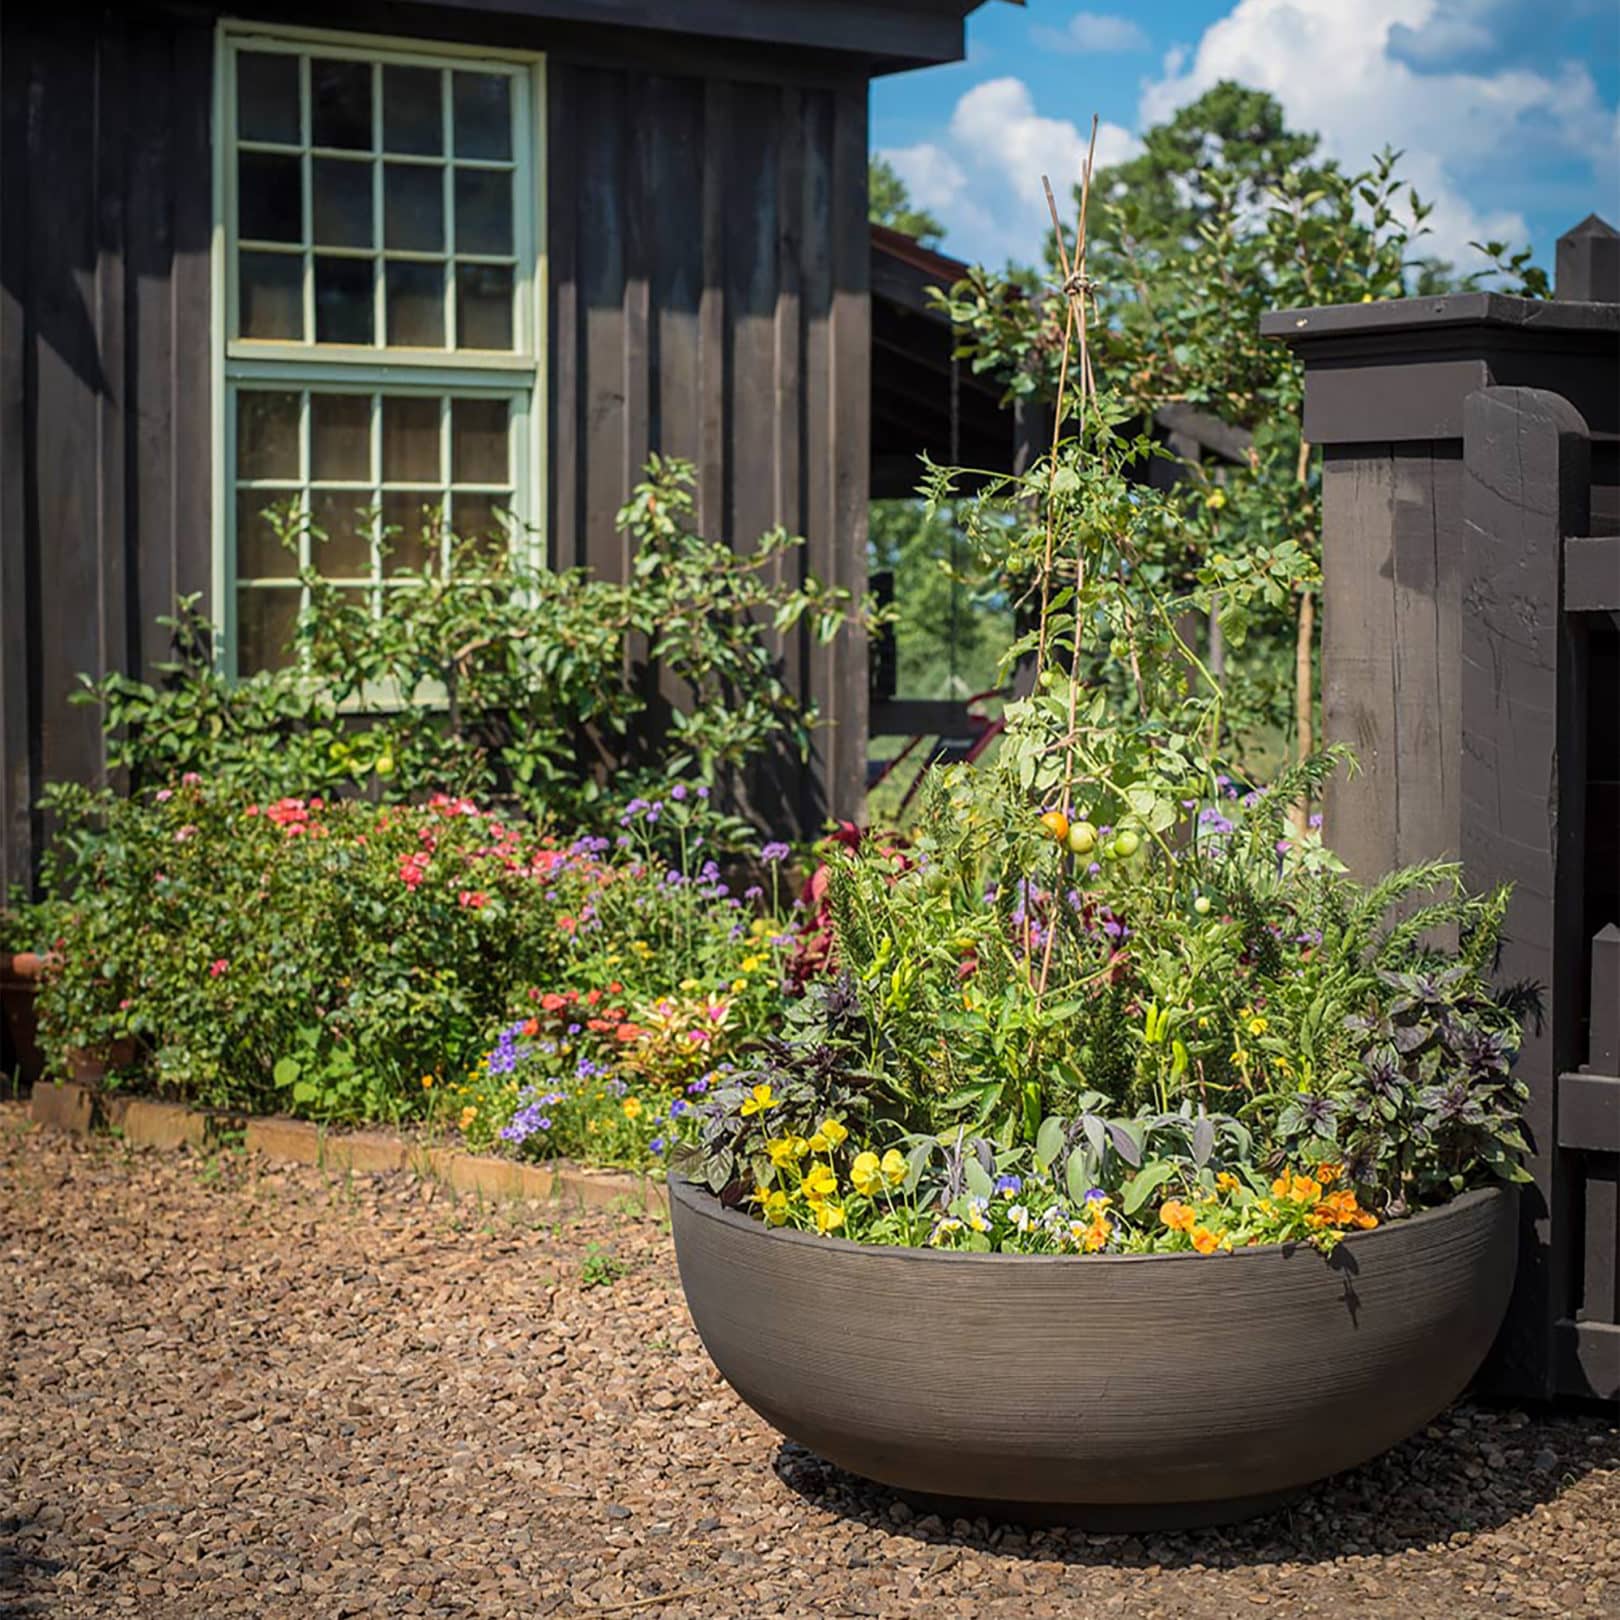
[{"x1": 213, "y1": 23, "x2": 545, "y2": 676}]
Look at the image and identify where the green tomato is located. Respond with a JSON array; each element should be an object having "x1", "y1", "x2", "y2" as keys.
[
  {"x1": 1038, "y1": 668, "x2": 1056, "y2": 689},
  {"x1": 1193, "y1": 894, "x2": 1212, "y2": 915},
  {"x1": 374, "y1": 752, "x2": 397, "y2": 779},
  {"x1": 1112, "y1": 829, "x2": 1141, "y2": 859},
  {"x1": 1065, "y1": 821, "x2": 1098, "y2": 856}
]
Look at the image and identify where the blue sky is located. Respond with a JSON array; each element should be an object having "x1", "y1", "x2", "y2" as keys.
[{"x1": 873, "y1": 0, "x2": 1620, "y2": 277}]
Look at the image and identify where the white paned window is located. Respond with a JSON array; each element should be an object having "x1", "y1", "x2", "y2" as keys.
[{"x1": 217, "y1": 26, "x2": 542, "y2": 674}]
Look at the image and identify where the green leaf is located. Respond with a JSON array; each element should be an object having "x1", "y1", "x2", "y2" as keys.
[
  {"x1": 1122, "y1": 1159, "x2": 1177, "y2": 1215},
  {"x1": 963, "y1": 1157, "x2": 994, "y2": 1202},
  {"x1": 1064, "y1": 1146, "x2": 1093, "y2": 1206},
  {"x1": 273, "y1": 1057, "x2": 300, "y2": 1088},
  {"x1": 1034, "y1": 1115, "x2": 1066, "y2": 1171}
]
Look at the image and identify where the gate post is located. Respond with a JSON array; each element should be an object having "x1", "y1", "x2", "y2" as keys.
[
  {"x1": 1459, "y1": 387, "x2": 1593, "y2": 1400},
  {"x1": 1261, "y1": 259, "x2": 1619, "y2": 882}
]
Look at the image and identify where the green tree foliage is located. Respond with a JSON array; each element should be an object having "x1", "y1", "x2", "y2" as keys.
[
  {"x1": 927, "y1": 85, "x2": 1547, "y2": 779},
  {"x1": 869, "y1": 155, "x2": 945, "y2": 247}
]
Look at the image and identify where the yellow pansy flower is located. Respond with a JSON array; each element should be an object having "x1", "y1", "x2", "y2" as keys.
[
  {"x1": 814, "y1": 1201, "x2": 846, "y2": 1234},
  {"x1": 765, "y1": 1137, "x2": 798, "y2": 1169},
  {"x1": 458, "y1": 1105, "x2": 477, "y2": 1131},
  {"x1": 1247, "y1": 1015, "x2": 1269, "y2": 1036},
  {"x1": 818, "y1": 1118, "x2": 849, "y2": 1148},
  {"x1": 756, "y1": 1187, "x2": 791, "y2": 1226},
  {"x1": 808, "y1": 1131, "x2": 829, "y2": 1153},
  {"x1": 621, "y1": 1097, "x2": 643, "y2": 1120},
  {"x1": 801, "y1": 1163, "x2": 837, "y2": 1203},
  {"x1": 739, "y1": 1083, "x2": 777, "y2": 1117},
  {"x1": 850, "y1": 1152, "x2": 884, "y2": 1197},
  {"x1": 880, "y1": 1148, "x2": 907, "y2": 1186}
]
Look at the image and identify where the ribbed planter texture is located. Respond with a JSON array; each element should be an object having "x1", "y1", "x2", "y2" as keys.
[{"x1": 670, "y1": 1176, "x2": 1517, "y2": 1528}]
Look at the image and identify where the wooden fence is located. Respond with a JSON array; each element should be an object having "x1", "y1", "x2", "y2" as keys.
[{"x1": 1267, "y1": 215, "x2": 1620, "y2": 1403}]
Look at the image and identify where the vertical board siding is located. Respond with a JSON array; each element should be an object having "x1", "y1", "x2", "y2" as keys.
[
  {"x1": 1, "y1": 8, "x2": 213, "y2": 892},
  {"x1": 546, "y1": 56, "x2": 868, "y2": 831}
]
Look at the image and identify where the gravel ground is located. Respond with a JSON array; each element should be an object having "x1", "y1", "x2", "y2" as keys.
[{"x1": 1, "y1": 1105, "x2": 1616, "y2": 1620}]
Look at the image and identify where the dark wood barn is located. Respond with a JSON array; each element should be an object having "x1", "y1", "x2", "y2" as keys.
[{"x1": 0, "y1": 0, "x2": 997, "y2": 894}]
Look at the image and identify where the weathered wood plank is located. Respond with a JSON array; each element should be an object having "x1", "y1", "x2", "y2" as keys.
[
  {"x1": 1461, "y1": 385, "x2": 1592, "y2": 1399},
  {"x1": 0, "y1": 17, "x2": 36, "y2": 893},
  {"x1": 30, "y1": 20, "x2": 107, "y2": 807},
  {"x1": 1321, "y1": 447, "x2": 1399, "y2": 879},
  {"x1": 576, "y1": 67, "x2": 628, "y2": 584},
  {"x1": 695, "y1": 78, "x2": 728, "y2": 543}
]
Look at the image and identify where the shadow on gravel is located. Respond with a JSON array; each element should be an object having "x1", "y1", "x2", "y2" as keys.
[
  {"x1": 772, "y1": 1400, "x2": 1618, "y2": 1570},
  {"x1": 0, "y1": 1513, "x2": 64, "y2": 1619}
]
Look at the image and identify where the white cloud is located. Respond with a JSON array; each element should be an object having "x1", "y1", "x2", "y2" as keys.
[
  {"x1": 1138, "y1": 0, "x2": 1617, "y2": 264},
  {"x1": 881, "y1": 78, "x2": 1139, "y2": 266},
  {"x1": 1031, "y1": 11, "x2": 1152, "y2": 54}
]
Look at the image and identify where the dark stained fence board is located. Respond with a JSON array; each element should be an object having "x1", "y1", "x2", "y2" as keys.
[
  {"x1": 1559, "y1": 1074, "x2": 1620, "y2": 1153},
  {"x1": 1564, "y1": 535, "x2": 1620, "y2": 614},
  {"x1": 1556, "y1": 1319, "x2": 1620, "y2": 1405},
  {"x1": 1460, "y1": 386, "x2": 1593, "y2": 1399},
  {"x1": 1320, "y1": 447, "x2": 1400, "y2": 881}
]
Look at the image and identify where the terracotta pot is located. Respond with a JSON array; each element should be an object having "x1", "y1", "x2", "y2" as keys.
[
  {"x1": 63, "y1": 1038, "x2": 139, "y2": 1084},
  {"x1": 670, "y1": 1176, "x2": 1517, "y2": 1529},
  {"x1": 0, "y1": 951, "x2": 48, "y2": 1090}
]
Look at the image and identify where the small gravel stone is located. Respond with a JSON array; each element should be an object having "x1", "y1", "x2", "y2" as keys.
[{"x1": 2, "y1": 1105, "x2": 1616, "y2": 1620}]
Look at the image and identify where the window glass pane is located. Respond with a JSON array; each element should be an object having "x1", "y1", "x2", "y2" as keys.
[
  {"x1": 310, "y1": 394, "x2": 371, "y2": 480},
  {"x1": 314, "y1": 255, "x2": 374, "y2": 344},
  {"x1": 384, "y1": 164, "x2": 444, "y2": 252},
  {"x1": 453, "y1": 169, "x2": 512, "y2": 256},
  {"x1": 237, "y1": 588, "x2": 301, "y2": 673},
  {"x1": 455, "y1": 264, "x2": 513, "y2": 350},
  {"x1": 451, "y1": 398, "x2": 508, "y2": 484},
  {"x1": 381, "y1": 396, "x2": 441, "y2": 483},
  {"x1": 381, "y1": 491, "x2": 441, "y2": 574},
  {"x1": 237, "y1": 52, "x2": 300, "y2": 145},
  {"x1": 238, "y1": 151, "x2": 302, "y2": 243},
  {"x1": 312, "y1": 157, "x2": 373, "y2": 248},
  {"x1": 451, "y1": 492, "x2": 509, "y2": 560},
  {"x1": 452, "y1": 73, "x2": 511, "y2": 160},
  {"x1": 239, "y1": 252, "x2": 304, "y2": 340},
  {"x1": 235, "y1": 490, "x2": 298, "y2": 578},
  {"x1": 385, "y1": 261, "x2": 445, "y2": 347},
  {"x1": 236, "y1": 390, "x2": 301, "y2": 480},
  {"x1": 310, "y1": 59, "x2": 372, "y2": 151},
  {"x1": 310, "y1": 490, "x2": 374, "y2": 577},
  {"x1": 383, "y1": 65, "x2": 442, "y2": 156}
]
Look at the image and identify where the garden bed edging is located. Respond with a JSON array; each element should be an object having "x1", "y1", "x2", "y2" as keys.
[{"x1": 27, "y1": 1080, "x2": 668, "y2": 1215}]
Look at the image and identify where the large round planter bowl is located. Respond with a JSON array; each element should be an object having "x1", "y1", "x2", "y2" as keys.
[{"x1": 669, "y1": 1176, "x2": 1517, "y2": 1528}]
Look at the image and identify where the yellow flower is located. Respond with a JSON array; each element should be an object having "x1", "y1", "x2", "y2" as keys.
[
  {"x1": 808, "y1": 1131, "x2": 829, "y2": 1153},
  {"x1": 421, "y1": 1075, "x2": 435, "y2": 1090},
  {"x1": 851, "y1": 1151, "x2": 884, "y2": 1197},
  {"x1": 756, "y1": 1187, "x2": 790, "y2": 1226},
  {"x1": 679, "y1": 977, "x2": 701, "y2": 992},
  {"x1": 881, "y1": 1148, "x2": 906, "y2": 1187},
  {"x1": 1290, "y1": 1174, "x2": 1322, "y2": 1206},
  {"x1": 458, "y1": 1105, "x2": 477, "y2": 1131},
  {"x1": 740, "y1": 954, "x2": 765, "y2": 973},
  {"x1": 1271, "y1": 1176, "x2": 1291, "y2": 1198},
  {"x1": 1159, "y1": 1199, "x2": 1196, "y2": 1233},
  {"x1": 813, "y1": 1201, "x2": 846, "y2": 1234},
  {"x1": 739, "y1": 1083, "x2": 778, "y2": 1117},
  {"x1": 765, "y1": 1137, "x2": 798, "y2": 1169},
  {"x1": 631, "y1": 939, "x2": 652, "y2": 957},
  {"x1": 1205, "y1": 488, "x2": 1226, "y2": 511},
  {"x1": 1083, "y1": 1215, "x2": 1111, "y2": 1252},
  {"x1": 732, "y1": 979, "x2": 748, "y2": 994},
  {"x1": 621, "y1": 1097, "x2": 643, "y2": 1121},
  {"x1": 1191, "y1": 1225, "x2": 1220, "y2": 1255},
  {"x1": 1216, "y1": 1172, "x2": 1240, "y2": 1192},
  {"x1": 1247, "y1": 1015, "x2": 1269, "y2": 1036},
  {"x1": 801, "y1": 1162, "x2": 837, "y2": 1203},
  {"x1": 818, "y1": 1118, "x2": 848, "y2": 1148},
  {"x1": 1316, "y1": 1162, "x2": 1343, "y2": 1185}
]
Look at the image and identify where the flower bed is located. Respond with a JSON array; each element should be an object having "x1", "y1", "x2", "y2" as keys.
[{"x1": 27, "y1": 776, "x2": 802, "y2": 1152}]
